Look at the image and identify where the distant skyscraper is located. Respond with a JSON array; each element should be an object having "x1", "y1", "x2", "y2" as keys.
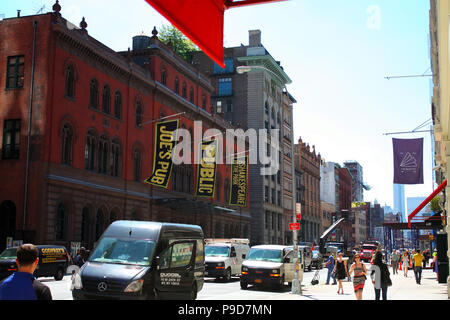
[
  {"x1": 344, "y1": 161, "x2": 364, "y2": 202},
  {"x1": 393, "y1": 184, "x2": 406, "y2": 222}
]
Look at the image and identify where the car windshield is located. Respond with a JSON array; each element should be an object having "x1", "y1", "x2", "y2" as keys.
[
  {"x1": 246, "y1": 248, "x2": 282, "y2": 262},
  {"x1": 89, "y1": 237, "x2": 155, "y2": 266},
  {"x1": 205, "y1": 246, "x2": 230, "y2": 257},
  {"x1": 0, "y1": 248, "x2": 17, "y2": 260},
  {"x1": 363, "y1": 245, "x2": 376, "y2": 250}
]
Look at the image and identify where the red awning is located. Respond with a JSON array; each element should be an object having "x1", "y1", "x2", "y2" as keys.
[
  {"x1": 408, "y1": 179, "x2": 447, "y2": 228},
  {"x1": 144, "y1": 0, "x2": 286, "y2": 68}
]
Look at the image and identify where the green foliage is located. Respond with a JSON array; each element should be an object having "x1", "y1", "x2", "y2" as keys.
[
  {"x1": 158, "y1": 25, "x2": 198, "y2": 63},
  {"x1": 430, "y1": 196, "x2": 441, "y2": 213}
]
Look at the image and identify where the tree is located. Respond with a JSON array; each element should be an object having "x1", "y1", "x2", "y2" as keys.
[
  {"x1": 158, "y1": 25, "x2": 198, "y2": 63},
  {"x1": 430, "y1": 196, "x2": 441, "y2": 213}
]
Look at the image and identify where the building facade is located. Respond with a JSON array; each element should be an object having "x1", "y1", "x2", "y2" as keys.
[
  {"x1": 0, "y1": 5, "x2": 250, "y2": 253},
  {"x1": 193, "y1": 30, "x2": 294, "y2": 245},
  {"x1": 343, "y1": 161, "x2": 364, "y2": 202},
  {"x1": 294, "y1": 137, "x2": 322, "y2": 245}
]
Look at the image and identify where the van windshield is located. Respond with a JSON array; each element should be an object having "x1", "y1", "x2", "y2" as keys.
[
  {"x1": 89, "y1": 238, "x2": 155, "y2": 266},
  {"x1": 205, "y1": 246, "x2": 230, "y2": 257},
  {"x1": 363, "y1": 245, "x2": 376, "y2": 250},
  {"x1": 246, "y1": 248, "x2": 282, "y2": 263},
  {"x1": 0, "y1": 248, "x2": 16, "y2": 260}
]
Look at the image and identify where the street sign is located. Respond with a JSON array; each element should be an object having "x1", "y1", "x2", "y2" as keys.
[{"x1": 289, "y1": 223, "x2": 300, "y2": 231}]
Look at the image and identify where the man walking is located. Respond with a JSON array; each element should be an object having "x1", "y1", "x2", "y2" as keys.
[
  {"x1": 324, "y1": 252, "x2": 337, "y2": 285},
  {"x1": 412, "y1": 249, "x2": 425, "y2": 285},
  {"x1": 391, "y1": 250, "x2": 399, "y2": 275},
  {"x1": 0, "y1": 244, "x2": 39, "y2": 300}
]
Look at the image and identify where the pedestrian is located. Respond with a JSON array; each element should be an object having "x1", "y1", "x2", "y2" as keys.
[
  {"x1": 432, "y1": 251, "x2": 438, "y2": 281},
  {"x1": 401, "y1": 251, "x2": 409, "y2": 277},
  {"x1": 0, "y1": 243, "x2": 51, "y2": 300},
  {"x1": 324, "y1": 252, "x2": 337, "y2": 285},
  {"x1": 74, "y1": 247, "x2": 86, "y2": 268},
  {"x1": 412, "y1": 249, "x2": 425, "y2": 284},
  {"x1": 332, "y1": 252, "x2": 348, "y2": 294},
  {"x1": 423, "y1": 250, "x2": 429, "y2": 268},
  {"x1": 370, "y1": 251, "x2": 391, "y2": 300},
  {"x1": 391, "y1": 250, "x2": 399, "y2": 275},
  {"x1": 348, "y1": 253, "x2": 367, "y2": 300}
]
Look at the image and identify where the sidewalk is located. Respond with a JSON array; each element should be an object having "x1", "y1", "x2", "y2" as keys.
[{"x1": 274, "y1": 267, "x2": 448, "y2": 300}]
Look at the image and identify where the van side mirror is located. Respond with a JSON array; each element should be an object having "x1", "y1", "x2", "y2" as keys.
[
  {"x1": 242, "y1": 254, "x2": 246, "y2": 259},
  {"x1": 283, "y1": 257, "x2": 290, "y2": 263},
  {"x1": 230, "y1": 251, "x2": 236, "y2": 257}
]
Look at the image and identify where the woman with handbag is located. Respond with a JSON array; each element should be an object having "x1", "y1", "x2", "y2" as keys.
[
  {"x1": 332, "y1": 252, "x2": 348, "y2": 294},
  {"x1": 348, "y1": 253, "x2": 367, "y2": 300},
  {"x1": 370, "y1": 251, "x2": 392, "y2": 300}
]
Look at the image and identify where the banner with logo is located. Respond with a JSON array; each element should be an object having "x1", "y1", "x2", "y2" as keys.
[
  {"x1": 393, "y1": 138, "x2": 423, "y2": 184},
  {"x1": 144, "y1": 119, "x2": 179, "y2": 188},
  {"x1": 195, "y1": 140, "x2": 217, "y2": 197},
  {"x1": 229, "y1": 155, "x2": 248, "y2": 206}
]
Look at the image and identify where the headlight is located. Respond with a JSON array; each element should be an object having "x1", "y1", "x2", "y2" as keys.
[
  {"x1": 217, "y1": 262, "x2": 224, "y2": 267},
  {"x1": 242, "y1": 266, "x2": 248, "y2": 272},
  {"x1": 71, "y1": 273, "x2": 83, "y2": 290},
  {"x1": 272, "y1": 269, "x2": 280, "y2": 274},
  {"x1": 124, "y1": 279, "x2": 144, "y2": 293}
]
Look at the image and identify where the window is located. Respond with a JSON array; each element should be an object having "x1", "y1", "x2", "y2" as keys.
[
  {"x1": 216, "y1": 100, "x2": 222, "y2": 113},
  {"x1": 161, "y1": 69, "x2": 167, "y2": 86},
  {"x1": 133, "y1": 148, "x2": 142, "y2": 182},
  {"x1": 97, "y1": 135, "x2": 109, "y2": 174},
  {"x1": 110, "y1": 139, "x2": 121, "y2": 177},
  {"x1": 272, "y1": 188, "x2": 276, "y2": 204},
  {"x1": 89, "y1": 78, "x2": 99, "y2": 109},
  {"x1": 95, "y1": 209, "x2": 104, "y2": 241},
  {"x1": 84, "y1": 131, "x2": 96, "y2": 170},
  {"x1": 81, "y1": 207, "x2": 90, "y2": 243},
  {"x1": 56, "y1": 204, "x2": 66, "y2": 241},
  {"x1": 265, "y1": 211, "x2": 270, "y2": 229},
  {"x1": 6, "y1": 55, "x2": 24, "y2": 89},
  {"x1": 61, "y1": 123, "x2": 73, "y2": 165},
  {"x1": 265, "y1": 186, "x2": 269, "y2": 202},
  {"x1": 102, "y1": 85, "x2": 111, "y2": 114},
  {"x1": 202, "y1": 95, "x2": 207, "y2": 109},
  {"x1": 135, "y1": 100, "x2": 143, "y2": 127},
  {"x1": 2, "y1": 119, "x2": 21, "y2": 159},
  {"x1": 226, "y1": 99, "x2": 232, "y2": 113},
  {"x1": 174, "y1": 77, "x2": 179, "y2": 94},
  {"x1": 217, "y1": 78, "x2": 232, "y2": 96},
  {"x1": 189, "y1": 86, "x2": 194, "y2": 103},
  {"x1": 265, "y1": 101, "x2": 269, "y2": 114},
  {"x1": 182, "y1": 82, "x2": 187, "y2": 98},
  {"x1": 114, "y1": 91, "x2": 122, "y2": 119},
  {"x1": 159, "y1": 242, "x2": 194, "y2": 269},
  {"x1": 65, "y1": 64, "x2": 75, "y2": 98},
  {"x1": 213, "y1": 58, "x2": 234, "y2": 74}
]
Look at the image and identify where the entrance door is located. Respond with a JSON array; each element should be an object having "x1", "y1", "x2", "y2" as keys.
[
  {"x1": 156, "y1": 240, "x2": 196, "y2": 299},
  {"x1": 0, "y1": 201, "x2": 16, "y2": 252}
]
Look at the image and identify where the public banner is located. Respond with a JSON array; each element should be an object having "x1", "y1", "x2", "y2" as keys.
[
  {"x1": 144, "y1": 119, "x2": 179, "y2": 188},
  {"x1": 195, "y1": 140, "x2": 217, "y2": 197},
  {"x1": 229, "y1": 155, "x2": 248, "y2": 206},
  {"x1": 392, "y1": 138, "x2": 423, "y2": 184}
]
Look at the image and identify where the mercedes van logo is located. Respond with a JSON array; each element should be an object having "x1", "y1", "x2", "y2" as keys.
[{"x1": 97, "y1": 282, "x2": 107, "y2": 292}]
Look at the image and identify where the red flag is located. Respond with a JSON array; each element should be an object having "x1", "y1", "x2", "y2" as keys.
[{"x1": 144, "y1": 0, "x2": 287, "y2": 68}]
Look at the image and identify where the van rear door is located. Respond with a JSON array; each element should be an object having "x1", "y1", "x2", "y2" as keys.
[{"x1": 156, "y1": 240, "x2": 196, "y2": 299}]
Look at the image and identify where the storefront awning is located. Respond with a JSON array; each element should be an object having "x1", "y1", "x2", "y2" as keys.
[
  {"x1": 144, "y1": 0, "x2": 286, "y2": 68},
  {"x1": 408, "y1": 179, "x2": 447, "y2": 228}
]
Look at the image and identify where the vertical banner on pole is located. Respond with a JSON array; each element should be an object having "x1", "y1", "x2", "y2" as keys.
[
  {"x1": 392, "y1": 138, "x2": 424, "y2": 184},
  {"x1": 196, "y1": 140, "x2": 217, "y2": 198},
  {"x1": 229, "y1": 155, "x2": 248, "y2": 206}
]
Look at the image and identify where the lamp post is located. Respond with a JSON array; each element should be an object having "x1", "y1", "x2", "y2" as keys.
[{"x1": 236, "y1": 65, "x2": 301, "y2": 294}]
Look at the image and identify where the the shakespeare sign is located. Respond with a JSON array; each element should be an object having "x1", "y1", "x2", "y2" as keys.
[
  {"x1": 195, "y1": 140, "x2": 217, "y2": 197},
  {"x1": 144, "y1": 120, "x2": 179, "y2": 188},
  {"x1": 393, "y1": 138, "x2": 423, "y2": 184},
  {"x1": 229, "y1": 155, "x2": 248, "y2": 206}
]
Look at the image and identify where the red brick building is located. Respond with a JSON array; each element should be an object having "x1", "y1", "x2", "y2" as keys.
[
  {"x1": 337, "y1": 167, "x2": 353, "y2": 246},
  {"x1": 0, "y1": 4, "x2": 250, "y2": 253}
]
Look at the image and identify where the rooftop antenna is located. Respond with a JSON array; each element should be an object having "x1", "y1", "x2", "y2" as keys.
[{"x1": 36, "y1": 5, "x2": 45, "y2": 14}]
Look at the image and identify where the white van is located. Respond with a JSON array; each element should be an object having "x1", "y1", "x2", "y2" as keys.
[
  {"x1": 204, "y1": 238, "x2": 250, "y2": 282},
  {"x1": 240, "y1": 245, "x2": 304, "y2": 291}
]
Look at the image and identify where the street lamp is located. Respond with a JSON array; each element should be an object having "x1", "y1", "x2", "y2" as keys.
[{"x1": 236, "y1": 64, "x2": 301, "y2": 294}]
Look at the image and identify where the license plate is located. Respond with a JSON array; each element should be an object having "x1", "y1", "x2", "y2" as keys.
[{"x1": 255, "y1": 279, "x2": 262, "y2": 283}]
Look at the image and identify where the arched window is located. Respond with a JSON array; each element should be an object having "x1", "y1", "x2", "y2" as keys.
[
  {"x1": 95, "y1": 209, "x2": 104, "y2": 241},
  {"x1": 84, "y1": 130, "x2": 96, "y2": 171},
  {"x1": 97, "y1": 134, "x2": 109, "y2": 174},
  {"x1": 56, "y1": 203, "x2": 66, "y2": 241},
  {"x1": 161, "y1": 69, "x2": 167, "y2": 86},
  {"x1": 133, "y1": 148, "x2": 142, "y2": 182},
  {"x1": 61, "y1": 123, "x2": 73, "y2": 165},
  {"x1": 110, "y1": 138, "x2": 121, "y2": 177},
  {"x1": 189, "y1": 86, "x2": 194, "y2": 103},
  {"x1": 174, "y1": 77, "x2": 179, "y2": 94},
  {"x1": 114, "y1": 90, "x2": 122, "y2": 119},
  {"x1": 65, "y1": 64, "x2": 75, "y2": 98},
  {"x1": 89, "y1": 78, "x2": 99, "y2": 109},
  {"x1": 109, "y1": 210, "x2": 117, "y2": 225},
  {"x1": 182, "y1": 82, "x2": 187, "y2": 98},
  {"x1": 81, "y1": 207, "x2": 90, "y2": 244},
  {"x1": 135, "y1": 100, "x2": 143, "y2": 128},
  {"x1": 102, "y1": 84, "x2": 111, "y2": 114}
]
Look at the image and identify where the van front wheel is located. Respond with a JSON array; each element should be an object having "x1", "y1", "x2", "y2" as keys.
[
  {"x1": 223, "y1": 268, "x2": 232, "y2": 282},
  {"x1": 54, "y1": 268, "x2": 64, "y2": 281}
]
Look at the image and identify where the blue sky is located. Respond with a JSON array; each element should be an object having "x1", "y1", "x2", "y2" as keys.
[{"x1": 1, "y1": 0, "x2": 433, "y2": 208}]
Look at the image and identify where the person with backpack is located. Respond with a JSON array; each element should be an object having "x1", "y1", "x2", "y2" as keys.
[{"x1": 370, "y1": 251, "x2": 392, "y2": 300}]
